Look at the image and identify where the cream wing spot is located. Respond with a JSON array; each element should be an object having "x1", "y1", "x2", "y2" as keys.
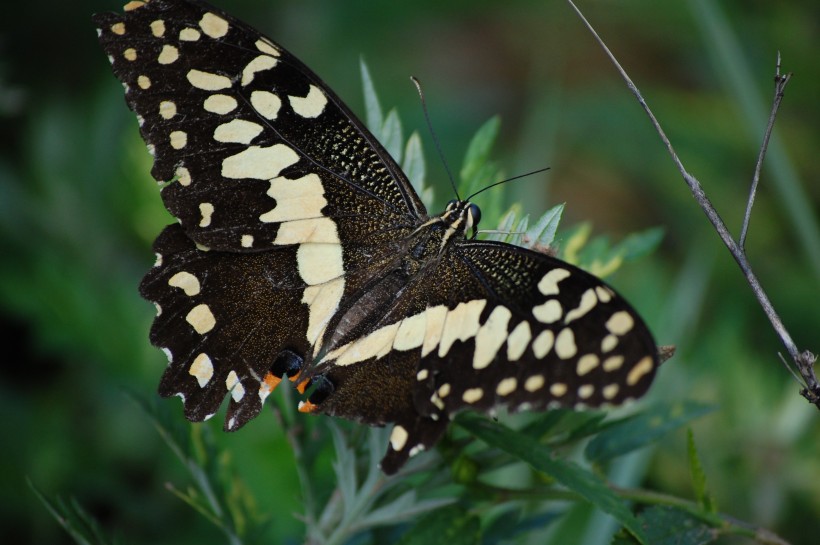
[
  {"x1": 506, "y1": 321, "x2": 532, "y2": 361},
  {"x1": 187, "y1": 69, "x2": 231, "y2": 91},
  {"x1": 603, "y1": 355, "x2": 624, "y2": 371},
  {"x1": 168, "y1": 271, "x2": 201, "y2": 296},
  {"x1": 302, "y1": 277, "x2": 345, "y2": 344},
  {"x1": 199, "y1": 12, "x2": 229, "y2": 39},
  {"x1": 180, "y1": 27, "x2": 201, "y2": 41},
  {"x1": 222, "y1": 144, "x2": 299, "y2": 180},
  {"x1": 538, "y1": 268, "x2": 571, "y2": 296},
  {"x1": 260, "y1": 174, "x2": 327, "y2": 222},
  {"x1": 335, "y1": 322, "x2": 401, "y2": 366},
  {"x1": 170, "y1": 130, "x2": 187, "y2": 149},
  {"x1": 288, "y1": 85, "x2": 328, "y2": 118},
  {"x1": 189, "y1": 353, "x2": 213, "y2": 387},
  {"x1": 394, "y1": 312, "x2": 427, "y2": 351},
  {"x1": 250, "y1": 90, "x2": 282, "y2": 120},
  {"x1": 607, "y1": 311, "x2": 635, "y2": 335},
  {"x1": 564, "y1": 288, "x2": 598, "y2": 323},
  {"x1": 123, "y1": 1, "x2": 144, "y2": 11},
  {"x1": 524, "y1": 375, "x2": 545, "y2": 392},
  {"x1": 176, "y1": 166, "x2": 192, "y2": 186},
  {"x1": 550, "y1": 383, "x2": 568, "y2": 397},
  {"x1": 602, "y1": 384, "x2": 620, "y2": 400},
  {"x1": 416, "y1": 369, "x2": 429, "y2": 381},
  {"x1": 150, "y1": 19, "x2": 165, "y2": 37},
  {"x1": 241, "y1": 55, "x2": 278, "y2": 86},
  {"x1": 297, "y1": 244, "x2": 344, "y2": 285},
  {"x1": 576, "y1": 354, "x2": 599, "y2": 376},
  {"x1": 438, "y1": 299, "x2": 487, "y2": 357},
  {"x1": 496, "y1": 377, "x2": 517, "y2": 396},
  {"x1": 626, "y1": 356, "x2": 654, "y2": 386},
  {"x1": 137, "y1": 75, "x2": 151, "y2": 89},
  {"x1": 159, "y1": 100, "x2": 177, "y2": 119},
  {"x1": 421, "y1": 305, "x2": 448, "y2": 357},
  {"x1": 462, "y1": 388, "x2": 484, "y2": 404},
  {"x1": 123, "y1": 48, "x2": 137, "y2": 61},
  {"x1": 255, "y1": 39, "x2": 280, "y2": 56},
  {"x1": 532, "y1": 329, "x2": 554, "y2": 358},
  {"x1": 532, "y1": 299, "x2": 563, "y2": 324},
  {"x1": 158, "y1": 44, "x2": 179, "y2": 64},
  {"x1": 555, "y1": 328, "x2": 577, "y2": 359},
  {"x1": 213, "y1": 119, "x2": 263, "y2": 144},
  {"x1": 111, "y1": 22, "x2": 126, "y2": 35},
  {"x1": 241, "y1": 234, "x2": 254, "y2": 248},
  {"x1": 275, "y1": 218, "x2": 339, "y2": 244},
  {"x1": 390, "y1": 425, "x2": 409, "y2": 451},
  {"x1": 578, "y1": 384, "x2": 595, "y2": 399},
  {"x1": 601, "y1": 334, "x2": 618, "y2": 353},
  {"x1": 595, "y1": 286, "x2": 613, "y2": 303},
  {"x1": 198, "y1": 203, "x2": 214, "y2": 227},
  {"x1": 472, "y1": 306, "x2": 512, "y2": 370},
  {"x1": 186, "y1": 304, "x2": 216, "y2": 334},
  {"x1": 204, "y1": 94, "x2": 238, "y2": 114},
  {"x1": 437, "y1": 383, "x2": 451, "y2": 398}
]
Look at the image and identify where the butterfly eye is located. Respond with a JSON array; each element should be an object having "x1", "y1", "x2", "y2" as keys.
[{"x1": 468, "y1": 203, "x2": 481, "y2": 231}]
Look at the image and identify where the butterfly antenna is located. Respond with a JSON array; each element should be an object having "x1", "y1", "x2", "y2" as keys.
[
  {"x1": 465, "y1": 166, "x2": 551, "y2": 202},
  {"x1": 411, "y1": 76, "x2": 460, "y2": 201}
]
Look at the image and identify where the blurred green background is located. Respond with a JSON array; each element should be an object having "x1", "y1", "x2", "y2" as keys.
[{"x1": 1, "y1": 0, "x2": 817, "y2": 543}]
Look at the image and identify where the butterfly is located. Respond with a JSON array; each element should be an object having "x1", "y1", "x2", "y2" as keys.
[{"x1": 94, "y1": 0, "x2": 659, "y2": 473}]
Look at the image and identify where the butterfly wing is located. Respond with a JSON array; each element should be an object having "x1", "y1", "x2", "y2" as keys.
[{"x1": 94, "y1": 0, "x2": 427, "y2": 429}]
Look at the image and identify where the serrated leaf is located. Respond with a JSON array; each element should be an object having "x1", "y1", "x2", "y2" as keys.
[
  {"x1": 381, "y1": 108, "x2": 403, "y2": 163},
  {"x1": 687, "y1": 429, "x2": 717, "y2": 514},
  {"x1": 585, "y1": 402, "x2": 715, "y2": 464},
  {"x1": 525, "y1": 203, "x2": 564, "y2": 249},
  {"x1": 559, "y1": 222, "x2": 591, "y2": 264},
  {"x1": 396, "y1": 505, "x2": 481, "y2": 545},
  {"x1": 456, "y1": 414, "x2": 647, "y2": 544},
  {"x1": 460, "y1": 116, "x2": 500, "y2": 185},
  {"x1": 403, "y1": 132, "x2": 427, "y2": 197},
  {"x1": 508, "y1": 214, "x2": 528, "y2": 245},
  {"x1": 614, "y1": 227, "x2": 664, "y2": 261},
  {"x1": 29, "y1": 481, "x2": 120, "y2": 545},
  {"x1": 615, "y1": 506, "x2": 718, "y2": 545},
  {"x1": 360, "y1": 58, "x2": 383, "y2": 133}
]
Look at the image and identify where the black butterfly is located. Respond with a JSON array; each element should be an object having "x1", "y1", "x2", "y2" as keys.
[{"x1": 94, "y1": 0, "x2": 659, "y2": 473}]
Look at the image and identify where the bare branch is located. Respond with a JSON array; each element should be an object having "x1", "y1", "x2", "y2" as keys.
[
  {"x1": 564, "y1": 0, "x2": 819, "y2": 407},
  {"x1": 740, "y1": 53, "x2": 793, "y2": 249}
]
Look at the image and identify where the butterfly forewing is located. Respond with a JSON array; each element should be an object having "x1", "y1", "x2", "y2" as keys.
[{"x1": 95, "y1": 0, "x2": 661, "y2": 474}]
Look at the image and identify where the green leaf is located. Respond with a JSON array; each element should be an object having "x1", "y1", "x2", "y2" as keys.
[
  {"x1": 687, "y1": 429, "x2": 717, "y2": 514},
  {"x1": 460, "y1": 116, "x2": 500, "y2": 183},
  {"x1": 585, "y1": 402, "x2": 715, "y2": 464},
  {"x1": 360, "y1": 58, "x2": 383, "y2": 133},
  {"x1": 381, "y1": 108, "x2": 403, "y2": 163},
  {"x1": 396, "y1": 505, "x2": 481, "y2": 545},
  {"x1": 456, "y1": 414, "x2": 647, "y2": 544},
  {"x1": 525, "y1": 203, "x2": 564, "y2": 249},
  {"x1": 613, "y1": 227, "x2": 665, "y2": 261},
  {"x1": 29, "y1": 480, "x2": 120, "y2": 545},
  {"x1": 403, "y1": 132, "x2": 428, "y2": 201},
  {"x1": 612, "y1": 506, "x2": 718, "y2": 545}
]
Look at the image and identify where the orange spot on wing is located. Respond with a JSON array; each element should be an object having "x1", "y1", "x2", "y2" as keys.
[
  {"x1": 263, "y1": 372, "x2": 282, "y2": 391},
  {"x1": 295, "y1": 378, "x2": 310, "y2": 394},
  {"x1": 298, "y1": 400, "x2": 319, "y2": 413}
]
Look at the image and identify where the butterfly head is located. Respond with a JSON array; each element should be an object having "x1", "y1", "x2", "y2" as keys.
[{"x1": 443, "y1": 199, "x2": 482, "y2": 240}]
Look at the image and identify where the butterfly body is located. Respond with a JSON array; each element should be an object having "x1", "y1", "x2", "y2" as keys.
[{"x1": 95, "y1": 0, "x2": 659, "y2": 473}]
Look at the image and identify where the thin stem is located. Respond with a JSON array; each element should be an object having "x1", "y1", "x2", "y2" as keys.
[
  {"x1": 564, "y1": 0, "x2": 818, "y2": 406},
  {"x1": 740, "y1": 52, "x2": 792, "y2": 248}
]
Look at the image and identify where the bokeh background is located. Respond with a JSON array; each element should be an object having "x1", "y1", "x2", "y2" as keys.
[{"x1": 1, "y1": 0, "x2": 817, "y2": 543}]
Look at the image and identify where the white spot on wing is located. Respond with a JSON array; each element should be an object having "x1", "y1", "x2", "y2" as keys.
[
  {"x1": 496, "y1": 377, "x2": 517, "y2": 396},
  {"x1": 204, "y1": 94, "x2": 237, "y2": 114},
  {"x1": 199, "y1": 203, "x2": 214, "y2": 227},
  {"x1": 555, "y1": 328, "x2": 577, "y2": 359},
  {"x1": 159, "y1": 100, "x2": 177, "y2": 119},
  {"x1": 170, "y1": 130, "x2": 187, "y2": 149},
  {"x1": 576, "y1": 354, "x2": 599, "y2": 376},
  {"x1": 168, "y1": 271, "x2": 201, "y2": 296},
  {"x1": 472, "y1": 306, "x2": 512, "y2": 369},
  {"x1": 250, "y1": 90, "x2": 282, "y2": 119},
  {"x1": 260, "y1": 174, "x2": 326, "y2": 222},
  {"x1": 297, "y1": 244, "x2": 343, "y2": 285},
  {"x1": 626, "y1": 356, "x2": 654, "y2": 386},
  {"x1": 213, "y1": 119, "x2": 263, "y2": 144},
  {"x1": 189, "y1": 353, "x2": 213, "y2": 387},
  {"x1": 390, "y1": 425, "x2": 409, "y2": 451},
  {"x1": 537, "y1": 268, "x2": 571, "y2": 296},
  {"x1": 158, "y1": 44, "x2": 179, "y2": 64},
  {"x1": 438, "y1": 299, "x2": 487, "y2": 357},
  {"x1": 186, "y1": 304, "x2": 216, "y2": 334},
  {"x1": 150, "y1": 19, "x2": 165, "y2": 37},
  {"x1": 462, "y1": 388, "x2": 484, "y2": 403},
  {"x1": 532, "y1": 299, "x2": 563, "y2": 324},
  {"x1": 564, "y1": 288, "x2": 598, "y2": 323},
  {"x1": 176, "y1": 166, "x2": 192, "y2": 186},
  {"x1": 394, "y1": 312, "x2": 427, "y2": 351},
  {"x1": 532, "y1": 329, "x2": 554, "y2": 358},
  {"x1": 242, "y1": 55, "x2": 278, "y2": 86},
  {"x1": 288, "y1": 85, "x2": 328, "y2": 118},
  {"x1": 524, "y1": 375, "x2": 545, "y2": 392},
  {"x1": 222, "y1": 144, "x2": 299, "y2": 179},
  {"x1": 241, "y1": 234, "x2": 254, "y2": 248},
  {"x1": 506, "y1": 321, "x2": 531, "y2": 361},
  {"x1": 187, "y1": 69, "x2": 231, "y2": 91},
  {"x1": 180, "y1": 27, "x2": 201, "y2": 41},
  {"x1": 255, "y1": 39, "x2": 280, "y2": 56},
  {"x1": 606, "y1": 311, "x2": 635, "y2": 335},
  {"x1": 421, "y1": 305, "x2": 448, "y2": 357},
  {"x1": 199, "y1": 12, "x2": 229, "y2": 39},
  {"x1": 301, "y1": 277, "x2": 345, "y2": 344}
]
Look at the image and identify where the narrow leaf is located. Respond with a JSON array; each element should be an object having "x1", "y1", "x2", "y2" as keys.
[
  {"x1": 687, "y1": 429, "x2": 717, "y2": 514},
  {"x1": 526, "y1": 203, "x2": 564, "y2": 249},
  {"x1": 585, "y1": 402, "x2": 715, "y2": 463},
  {"x1": 403, "y1": 132, "x2": 427, "y2": 198},
  {"x1": 456, "y1": 414, "x2": 647, "y2": 544},
  {"x1": 360, "y1": 58, "x2": 383, "y2": 133},
  {"x1": 459, "y1": 116, "x2": 500, "y2": 186},
  {"x1": 381, "y1": 108, "x2": 403, "y2": 163},
  {"x1": 614, "y1": 506, "x2": 718, "y2": 545}
]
